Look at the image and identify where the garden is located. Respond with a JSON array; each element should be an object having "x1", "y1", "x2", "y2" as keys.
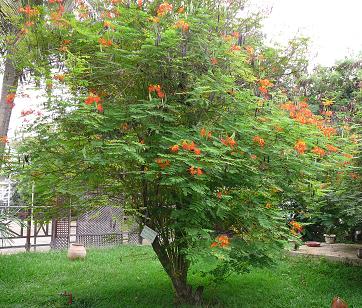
[{"x1": 0, "y1": 0, "x2": 361, "y2": 307}]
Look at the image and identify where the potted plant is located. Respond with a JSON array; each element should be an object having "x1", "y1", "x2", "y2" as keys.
[{"x1": 324, "y1": 225, "x2": 337, "y2": 244}]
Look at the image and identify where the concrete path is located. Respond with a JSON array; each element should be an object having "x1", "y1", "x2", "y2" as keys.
[{"x1": 290, "y1": 243, "x2": 362, "y2": 266}]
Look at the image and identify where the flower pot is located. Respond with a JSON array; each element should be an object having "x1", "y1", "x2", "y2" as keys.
[
  {"x1": 67, "y1": 243, "x2": 86, "y2": 260},
  {"x1": 324, "y1": 234, "x2": 336, "y2": 244},
  {"x1": 357, "y1": 248, "x2": 362, "y2": 259},
  {"x1": 331, "y1": 297, "x2": 348, "y2": 308}
]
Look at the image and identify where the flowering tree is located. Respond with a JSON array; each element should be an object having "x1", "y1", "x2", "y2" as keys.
[{"x1": 11, "y1": 0, "x2": 355, "y2": 304}]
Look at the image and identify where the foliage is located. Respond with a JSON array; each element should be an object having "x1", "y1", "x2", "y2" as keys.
[{"x1": 6, "y1": 0, "x2": 357, "y2": 303}]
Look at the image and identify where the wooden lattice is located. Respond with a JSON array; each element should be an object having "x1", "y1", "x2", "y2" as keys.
[
  {"x1": 76, "y1": 206, "x2": 124, "y2": 247},
  {"x1": 51, "y1": 218, "x2": 70, "y2": 250}
]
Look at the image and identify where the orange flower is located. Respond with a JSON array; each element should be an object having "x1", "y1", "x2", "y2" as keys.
[
  {"x1": 175, "y1": 19, "x2": 189, "y2": 32},
  {"x1": 210, "y1": 57, "x2": 218, "y2": 65},
  {"x1": 321, "y1": 127, "x2": 336, "y2": 137},
  {"x1": 156, "y1": 158, "x2": 170, "y2": 169},
  {"x1": 98, "y1": 37, "x2": 113, "y2": 47},
  {"x1": 217, "y1": 191, "x2": 222, "y2": 199},
  {"x1": 326, "y1": 144, "x2": 338, "y2": 153},
  {"x1": 85, "y1": 93, "x2": 101, "y2": 105},
  {"x1": 189, "y1": 166, "x2": 203, "y2": 176},
  {"x1": 311, "y1": 146, "x2": 325, "y2": 157},
  {"x1": 258, "y1": 86, "x2": 268, "y2": 94},
  {"x1": 177, "y1": 6, "x2": 185, "y2": 13},
  {"x1": 149, "y1": 16, "x2": 160, "y2": 23},
  {"x1": 274, "y1": 125, "x2": 284, "y2": 132},
  {"x1": 137, "y1": 0, "x2": 143, "y2": 8},
  {"x1": 19, "y1": 5, "x2": 39, "y2": 16},
  {"x1": 250, "y1": 154, "x2": 257, "y2": 160},
  {"x1": 322, "y1": 100, "x2": 333, "y2": 106},
  {"x1": 259, "y1": 79, "x2": 273, "y2": 88},
  {"x1": 294, "y1": 140, "x2": 307, "y2": 155},
  {"x1": 170, "y1": 145, "x2": 179, "y2": 153},
  {"x1": 350, "y1": 172, "x2": 359, "y2": 180},
  {"x1": 290, "y1": 220, "x2": 303, "y2": 234},
  {"x1": 6, "y1": 93, "x2": 16, "y2": 107},
  {"x1": 253, "y1": 136, "x2": 265, "y2": 148},
  {"x1": 148, "y1": 84, "x2": 165, "y2": 99},
  {"x1": 299, "y1": 101, "x2": 309, "y2": 109},
  {"x1": 232, "y1": 31, "x2": 240, "y2": 38},
  {"x1": 265, "y1": 203, "x2": 272, "y2": 209},
  {"x1": 343, "y1": 153, "x2": 353, "y2": 159},
  {"x1": 194, "y1": 148, "x2": 201, "y2": 156},
  {"x1": 325, "y1": 110, "x2": 333, "y2": 117},
  {"x1": 182, "y1": 141, "x2": 190, "y2": 151},
  {"x1": 96, "y1": 103, "x2": 104, "y2": 112},
  {"x1": 230, "y1": 44, "x2": 241, "y2": 52},
  {"x1": 188, "y1": 141, "x2": 196, "y2": 151},
  {"x1": 157, "y1": 2, "x2": 173, "y2": 16},
  {"x1": 200, "y1": 128, "x2": 207, "y2": 137},
  {"x1": 244, "y1": 45, "x2": 254, "y2": 55},
  {"x1": 207, "y1": 131, "x2": 212, "y2": 139},
  {"x1": 211, "y1": 235, "x2": 230, "y2": 248},
  {"x1": 53, "y1": 74, "x2": 65, "y2": 82},
  {"x1": 221, "y1": 136, "x2": 236, "y2": 148},
  {"x1": 0, "y1": 136, "x2": 8, "y2": 144}
]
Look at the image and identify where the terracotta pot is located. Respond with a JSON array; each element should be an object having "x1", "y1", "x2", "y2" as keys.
[
  {"x1": 357, "y1": 248, "x2": 362, "y2": 259},
  {"x1": 331, "y1": 297, "x2": 348, "y2": 308},
  {"x1": 324, "y1": 234, "x2": 336, "y2": 244},
  {"x1": 67, "y1": 243, "x2": 86, "y2": 260}
]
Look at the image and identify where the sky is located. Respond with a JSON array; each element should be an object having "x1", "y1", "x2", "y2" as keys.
[
  {"x1": 251, "y1": 0, "x2": 362, "y2": 66},
  {"x1": 5, "y1": 0, "x2": 362, "y2": 138}
]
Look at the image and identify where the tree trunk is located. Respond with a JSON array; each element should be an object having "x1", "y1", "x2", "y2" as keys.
[
  {"x1": 152, "y1": 237, "x2": 204, "y2": 305},
  {"x1": 0, "y1": 56, "x2": 19, "y2": 150}
]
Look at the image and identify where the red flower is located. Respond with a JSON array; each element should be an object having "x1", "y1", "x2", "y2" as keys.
[
  {"x1": 137, "y1": 0, "x2": 143, "y2": 8},
  {"x1": 217, "y1": 191, "x2": 222, "y2": 199}
]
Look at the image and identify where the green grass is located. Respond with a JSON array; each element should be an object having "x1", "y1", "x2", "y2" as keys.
[{"x1": 0, "y1": 246, "x2": 361, "y2": 308}]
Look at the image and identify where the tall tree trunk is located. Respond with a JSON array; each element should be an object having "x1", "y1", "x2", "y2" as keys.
[
  {"x1": 0, "y1": 56, "x2": 19, "y2": 150},
  {"x1": 152, "y1": 237, "x2": 204, "y2": 305}
]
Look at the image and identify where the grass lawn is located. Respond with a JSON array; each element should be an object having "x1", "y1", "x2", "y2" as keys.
[{"x1": 0, "y1": 246, "x2": 361, "y2": 308}]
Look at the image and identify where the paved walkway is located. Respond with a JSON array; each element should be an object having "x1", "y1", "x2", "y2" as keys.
[{"x1": 290, "y1": 243, "x2": 362, "y2": 266}]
